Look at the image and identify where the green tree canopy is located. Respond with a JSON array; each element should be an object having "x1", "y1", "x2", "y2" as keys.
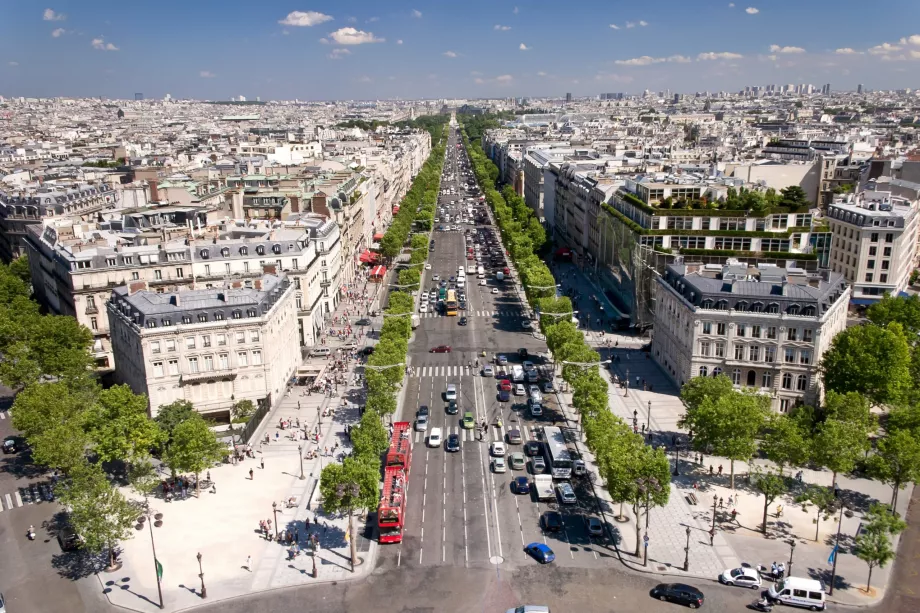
[
  {"x1": 86, "y1": 385, "x2": 164, "y2": 464},
  {"x1": 319, "y1": 457, "x2": 380, "y2": 567},
  {"x1": 163, "y1": 414, "x2": 226, "y2": 494},
  {"x1": 679, "y1": 374, "x2": 735, "y2": 416},
  {"x1": 820, "y1": 322, "x2": 912, "y2": 406},
  {"x1": 868, "y1": 429, "x2": 920, "y2": 510}
]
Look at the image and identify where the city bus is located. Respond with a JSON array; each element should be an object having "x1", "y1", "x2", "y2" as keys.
[
  {"x1": 542, "y1": 426, "x2": 573, "y2": 479},
  {"x1": 445, "y1": 289, "x2": 458, "y2": 316}
]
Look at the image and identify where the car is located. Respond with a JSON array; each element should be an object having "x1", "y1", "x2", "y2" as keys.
[
  {"x1": 719, "y1": 567, "x2": 762, "y2": 589},
  {"x1": 446, "y1": 433, "x2": 461, "y2": 452},
  {"x1": 430, "y1": 345, "x2": 452, "y2": 353},
  {"x1": 492, "y1": 457, "x2": 507, "y2": 473},
  {"x1": 415, "y1": 414, "x2": 429, "y2": 431},
  {"x1": 428, "y1": 427, "x2": 443, "y2": 448},
  {"x1": 419, "y1": 302, "x2": 428, "y2": 313},
  {"x1": 528, "y1": 399, "x2": 543, "y2": 417},
  {"x1": 518, "y1": 348, "x2": 529, "y2": 358},
  {"x1": 499, "y1": 389, "x2": 511, "y2": 402},
  {"x1": 479, "y1": 279, "x2": 487, "y2": 286},
  {"x1": 529, "y1": 385, "x2": 542, "y2": 400},
  {"x1": 449, "y1": 276, "x2": 455, "y2": 282},
  {"x1": 425, "y1": 263, "x2": 432, "y2": 269},
  {"x1": 585, "y1": 516, "x2": 604, "y2": 538},
  {"x1": 490, "y1": 441, "x2": 506, "y2": 456},
  {"x1": 503, "y1": 267, "x2": 511, "y2": 274},
  {"x1": 500, "y1": 379, "x2": 512, "y2": 392},
  {"x1": 445, "y1": 384, "x2": 457, "y2": 400},
  {"x1": 541, "y1": 511, "x2": 564, "y2": 532},
  {"x1": 556, "y1": 482, "x2": 577, "y2": 504},
  {"x1": 497, "y1": 354, "x2": 508, "y2": 365},
  {"x1": 418, "y1": 405, "x2": 430, "y2": 417},
  {"x1": 510, "y1": 452, "x2": 526, "y2": 470},
  {"x1": 512, "y1": 476, "x2": 530, "y2": 494},
  {"x1": 459, "y1": 316, "x2": 468, "y2": 326},
  {"x1": 514, "y1": 383, "x2": 526, "y2": 396},
  {"x1": 491, "y1": 288, "x2": 499, "y2": 294},
  {"x1": 542, "y1": 381, "x2": 555, "y2": 393},
  {"x1": 446, "y1": 400, "x2": 458, "y2": 414},
  {"x1": 355, "y1": 318, "x2": 372, "y2": 326},
  {"x1": 650, "y1": 584, "x2": 705, "y2": 609},
  {"x1": 507, "y1": 428, "x2": 523, "y2": 444},
  {"x1": 57, "y1": 525, "x2": 82, "y2": 552},
  {"x1": 524, "y1": 542, "x2": 555, "y2": 564},
  {"x1": 522, "y1": 320, "x2": 533, "y2": 330},
  {"x1": 462, "y1": 412, "x2": 475, "y2": 429},
  {"x1": 524, "y1": 440, "x2": 542, "y2": 456},
  {"x1": 432, "y1": 274, "x2": 440, "y2": 281},
  {"x1": 2, "y1": 437, "x2": 19, "y2": 454},
  {"x1": 482, "y1": 364, "x2": 495, "y2": 377},
  {"x1": 467, "y1": 254, "x2": 475, "y2": 260}
]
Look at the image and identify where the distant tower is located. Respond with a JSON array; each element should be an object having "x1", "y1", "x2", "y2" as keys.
[
  {"x1": 565, "y1": 92, "x2": 572, "y2": 103},
  {"x1": 857, "y1": 84, "x2": 864, "y2": 94},
  {"x1": 134, "y1": 93, "x2": 144, "y2": 101}
]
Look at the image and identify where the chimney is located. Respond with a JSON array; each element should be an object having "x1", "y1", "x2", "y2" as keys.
[
  {"x1": 149, "y1": 180, "x2": 159, "y2": 202},
  {"x1": 262, "y1": 264, "x2": 277, "y2": 275},
  {"x1": 254, "y1": 279, "x2": 263, "y2": 290},
  {"x1": 128, "y1": 281, "x2": 148, "y2": 296}
]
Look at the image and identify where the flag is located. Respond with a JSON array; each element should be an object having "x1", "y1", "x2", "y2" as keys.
[
  {"x1": 155, "y1": 559, "x2": 164, "y2": 581},
  {"x1": 827, "y1": 545, "x2": 838, "y2": 565}
]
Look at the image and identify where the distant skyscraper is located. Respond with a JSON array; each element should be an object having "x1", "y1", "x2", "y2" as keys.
[
  {"x1": 134, "y1": 93, "x2": 144, "y2": 101},
  {"x1": 164, "y1": 93, "x2": 172, "y2": 101},
  {"x1": 565, "y1": 92, "x2": 572, "y2": 103},
  {"x1": 857, "y1": 84, "x2": 864, "y2": 94},
  {"x1": 238, "y1": 95, "x2": 247, "y2": 102}
]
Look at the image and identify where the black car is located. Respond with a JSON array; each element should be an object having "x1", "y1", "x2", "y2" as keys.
[
  {"x1": 446, "y1": 400, "x2": 458, "y2": 414},
  {"x1": 355, "y1": 318, "x2": 372, "y2": 326},
  {"x1": 458, "y1": 316, "x2": 468, "y2": 326},
  {"x1": 541, "y1": 510, "x2": 564, "y2": 532},
  {"x1": 57, "y1": 525, "x2": 82, "y2": 552},
  {"x1": 512, "y1": 476, "x2": 530, "y2": 494},
  {"x1": 418, "y1": 405, "x2": 430, "y2": 418},
  {"x1": 359, "y1": 346, "x2": 375, "y2": 356},
  {"x1": 650, "y1": 584, "x2": 705, "y2": 609},
  {"x1": 524, "y1": 440, "x2": 542, "y2": 456},
  {"x1": 446, "y1": 434, "x2": 461, "y2": 452},
  {"x1": 2, "y1": 437, "x2": 18, "y2": 454}
]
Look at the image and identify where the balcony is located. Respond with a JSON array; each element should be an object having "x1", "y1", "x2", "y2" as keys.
[{"x1": 179, "y1": 369, "x2": 237, "y2": 386}]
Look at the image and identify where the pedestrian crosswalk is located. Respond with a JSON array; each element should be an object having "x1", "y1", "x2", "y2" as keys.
[
  {"x1": 413, "y1": 423, "x2": 541, "y2": 444},
  {"x1": 0, "y1": 490, "x2": 24, "y2": 512},
  {"x1": 412, "y1": 365, "x2": 477, "y2": 377},
  {"x1": 417, "y1": 310, "x2": 524, "y2": 319}
]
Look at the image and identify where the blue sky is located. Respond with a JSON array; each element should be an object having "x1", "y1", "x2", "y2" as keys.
[{"x1": 1, "y1": 1, "x2": 919, "y2": 100}]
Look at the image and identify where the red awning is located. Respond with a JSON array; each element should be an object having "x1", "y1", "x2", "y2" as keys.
[
  {"x1": 373, "y1": 232, "x2": 385, "y2": 241},
  {"x1": 554, "y1": 247, "x2": 572, "y2": 256},
  {"x1": 359, "y1": 250, "x2": 380, "y2": 264},
  {"x1": 370, "y1": 265, "x2": 387, "y2": 278}
]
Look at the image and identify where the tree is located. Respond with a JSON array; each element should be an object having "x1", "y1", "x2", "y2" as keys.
[
  {"x1": 350, "y1": 410, "x2": 390, "y2": 463},
  {"x1": 58, "y1": 463, "x2": 139, "y2": 568},
  {"x1": 679, "y1": 374, "x2": 735, "y2": 415},
  {"x1": 867, "y1": 294, "x2": 920, "y2": 339},
  {"x1": 544, "y1": 320, "x2": 581, "y2": 354},
  {"x1": 855, "y1": 503, "x2": 906, "y2": 593},
  {"x1": 760, "y1": 413, "x2": 810, "y2": 475},
  {"x1": 779, "y1": 185, "x2": 810, "y2": 209},
  {"x1": 867, "y1": 429, "x2": 920, "y2": 510},
  {"x1": 820, "y1": 323, "x2": 912, "y2": 406},
  {"x1": 684, "y1": 390, "x2": 769, "y2": 487},
  {"x1": 154, "y1": 400, "x2": 197, "y2": 449},
  {"x1": 795, "y1": 485, "x2": 837, "y2": 541},
  {"x1": 11, "y1": 380, "x2": 94, "y2": 473},
  {"x1": 7, "y1": 255, "x2": 31, "y2": 285},
  {"x1": 592, "y1": 415, "x2": 645, "y2": 521},
  {"x1": 163, "y1": 414, "x2": 226, "y2": 496},
  {"x1": 811, "y1": 418, "x2": 869, "y2": 487},
  {"x1": 624, "y1": 445, "x2": 671, "y2": 556},
  {"x1": 319, "y1": 457, "x2": 380, "y2": 569},
  {"x1": 231, "y1": 399, "x2": 256, "y2": 422},
  {"x1": 751, "y1": 469, "x2": 787, "y2": 534},
  {"x1": 86, "y1": 385, "x2": 164, "y2": 465}
]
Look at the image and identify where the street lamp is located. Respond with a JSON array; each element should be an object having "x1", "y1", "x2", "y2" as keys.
[
  {"x1": 828, "y1": 504, "x2": 846, "y2": 595},
  {"x1": 298, "y1": 444, "x2": 305, "y2": 480},
  {"x1": 673, "y1": 442, "x2": 681, "y2": 476},
  {"x1": 788, "y1": 539, "x2": 796, "y2": 576},
  {"x1": 710, "y1": 494, "x2": 718, "y2": 545},
  {"x1": 196, "y1": 552, "x2": 207, "y2": 599},
  {"x1": 684, "y1": 526, "x2": 692, "y2": 571},
  {"x1": 272, "y1": 502, "x2": 279, "y2": 540},
  {"x1": 647, "y1": 400, "x2": 652, "y2": 432},
  {"x1": 135, "y1": 502, "x2": 164, "y2": 610},
  {"x1": 636, "y1": 476, "x2": 661, "y2": 565}
]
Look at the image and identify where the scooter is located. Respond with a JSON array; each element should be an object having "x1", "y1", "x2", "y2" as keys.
[
  {"x1": 27, "y1": 525, "x2": 35, "y2": 540},
  {"x1": 749, "y1": 599, "x2": 773, "y2": 612}
]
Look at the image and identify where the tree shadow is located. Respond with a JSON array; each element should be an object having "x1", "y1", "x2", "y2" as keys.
[
  {"x1": 52, "y1": 549, "x2": 109, "y2": 581},
  {"x1": 807, "y1": 566, "x2": 853, "y2": 593}
]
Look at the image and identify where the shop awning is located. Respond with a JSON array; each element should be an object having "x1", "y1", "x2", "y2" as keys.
[
  {"x1": 359, "y1": 249, "x2": 380, "y2": 264},
  {"x1": 554, "y1": 247, "x2": 572, "y2": 256},
  {"x1": 370, "y1": 265, "x2": 387, "y2": 278},
  {"x1": 373, "y1": 232, "x2": 385, "y2": 241}
]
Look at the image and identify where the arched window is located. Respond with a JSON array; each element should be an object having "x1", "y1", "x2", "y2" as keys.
[
  {"x1": 731, "y1": 369, "x2": 741, "y2": 385},
  {"x1": 199, "y1": 249, "x2": 210, "y2": 259},
  {"x1": 247, "y1": 308, "x2": 257, "y2": 317},
  {"x1": 747, "y1": 370, "x2": 757, "y2": 386},
  {"x1": 272, "y1": 244, "x2": 282, "y2": 254},
  {"x1": 796, "y1": 375, "x2": 808, "y2": 391},
  {"x1": 220, "y1": 247, "x2": 230, "y2": 257},
  {"x1": 256, "y1": 245, "x2": 265, "y2": 255},
  {"x1": 787, "y1": 304, "x2": 801, "y2": 315},
  {"x1": 712, "y1": 367, "x2": 723, "y2": 377},
  {"x1": 782, "y1": 373, "x2": 793, "y2": 390},
  {"x1": 239, "y1": 246, "x2": 248, "y2": 256},
  {"x1": 699, "y1": 366, "x2": 709, "y2": 377}
]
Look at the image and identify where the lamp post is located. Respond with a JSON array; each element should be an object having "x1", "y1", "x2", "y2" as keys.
[
  {"x1": 710, "y1": 494, "x2": 718, "y2": 545},
  {"x1": 625, "y1": 368, "x2": 630, "y2": 397},
  {"x1": 196, "y1": 552, "x2": 207, "y2": 599},
  {"x1": 673, "y1": 442, "x2": 681, "y2": 476},
  {"x1": 684, "y1": 526, "x2": 692, "y2": 571},
  {"x1": 272, "y1": 502, "x2": 279, "y2": 540},
  {"x1": 636, "y1": 476, "x2": 661, "y2": 562},
  {"x1": 828, "y1": 504, "x2": 846, "y2": 595},
  {"x1": 135, "y1": 502, "x2": 164, "y2": 610},
  {"x1": 298, "y1": 444, "x2": 305, "y2": 480},
  {"x1": 788, "y1": 539, "x2": 796, "y2": 576},
  {"x1": 646, "y1": 400, "x2": 652, "y2": 432}
]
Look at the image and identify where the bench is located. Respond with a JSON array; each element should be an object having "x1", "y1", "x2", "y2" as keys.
[{"x1": 686, "y1": 492, "x2": 699, "y2": 506}]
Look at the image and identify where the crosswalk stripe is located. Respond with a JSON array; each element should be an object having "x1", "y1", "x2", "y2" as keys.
[
  {"x1": 14, "y1": 491, "x2": 22, "y2": 507},
  {"x1": 0, "y1": 412, "x2": 6, "y2": 419},
  {"x1": 5, "y1": 493, "x2": 12, "y2": 510}
]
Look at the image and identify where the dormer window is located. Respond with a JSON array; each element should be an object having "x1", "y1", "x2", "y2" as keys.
[
  {"x1": 787, "y1": 304, "x2": 800, "y2": 315},
  {"x1": 239, "y1": 246, "x2": 248, "y2": 256},
  {"x1": 199, "y1": 249, "x2": 210, "y2": 259},
  {"x1": 767, "y1": 303, "x2": 780, "y2": 314},
  {"x1": 256, "y1": 245, "x2": 265, "y2": 255},
  {"x1": 247, "y1": 309, "x2": 257, "y2": 317},
  {"x1": 214, "y1": 312, "x2": 224, "y2": 321},
  {"x1": 221, "y1": 247, "x2": 230, "y2": 257},
  {"x1": 232, "y1": 310, "x2": 242, "y2": 319},
  {"x1": 182, "y1": 315, "x2": 192, "y2": 324},
  {"x1": 272, "y1": 244, "x2": 282, "y2": 254},
  {"x1": 198, "y1": 313, "x2": 208, "y2": 323}
]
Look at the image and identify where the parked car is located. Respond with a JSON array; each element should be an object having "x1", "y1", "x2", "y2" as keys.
[
  {"x1": 556, "y1": 482, "x2": 577, "y2": 504},
  {"x1": 524, "y1": 542, "x2": 555, "y2": 564},
  {"x1": 512, "y1": 476, "x2": 530, "y2": 494},
  {"x1": 650, "y1": 584, "x2": 705, "y2": 609},
  {"x1": 719, "y1": 567, "x2": 762, "y2": 589},
  {"x1": 541, "y1": 511, "x2": 564, "y2": 532},
  {"x1": 585, "y1": 516, "x2": 604, "y2": 538}
]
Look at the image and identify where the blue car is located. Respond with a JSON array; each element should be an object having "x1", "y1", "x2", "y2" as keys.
[
  {"x1": 524, "y1": 542, "x2": 555, "y2": 564},
  {"x1": 499, "y1": 389, "x2": 510, "y2": 402}
]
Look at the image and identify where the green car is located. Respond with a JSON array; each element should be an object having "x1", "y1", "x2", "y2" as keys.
[{"x1": 462, "y1": 412, "x2": 475, "y2": 429}]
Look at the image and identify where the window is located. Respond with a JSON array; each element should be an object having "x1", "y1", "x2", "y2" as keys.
[
  {"x1": 749, "y1": 346, "x2": 761, "y2": 362},
  {"x1": 186, "y1": 336, "x2": 196, "y2": 349},
  {"x1": 155, "y1": 270, "x2": 163, "y2": 280},
  {"x1": 203, "y1": 355, "x2": 214, "y2": 371},
  {"x1": 747, "y1": 370, "x2": 757, "y2": 386},
  {"x1": 796, "y1": 375, "x2": 808, "y2": 391},
  {"x1": 699, "y1": 366, "x2": 709, "y2": 377},
  {"x1": 735, "y1": 302, "x2": 748, "y2": 312},
  {"x1": 217, "y1": 333, "x2": 227, "y2": 346},
  {"x1": 182, "y1": 315, "x2": 192, "y2": 324},
  {"x1": 219, "y1": 354, "x2": 229, "y2": 370},
  {"x1": 699, "y1": 341, "x2": 711, "y2": 357},
  {"x1": 715, "y1": 342, "x2": 725, "y2": 357},
  {"x1": 295, "y1": 277, "x2": 301, "y2": 290},
  {"x1": 765, "y1": 347, "x2": 776, "y2": 363},
  {"x1": 702, "y1": 322, "x2": 712, "y2": 334},
  {"x1": 204, "y1": 265, "x2": 211, "y2": 276},
  {"x1": 236, "y1": 331, "x2": 245, "y2": 344},
  {"x1": 214, "y1": 312, "x2": 224, "y2": 321},
  {"x1": 166, "y1": 339, "x2": 176, "y2": 352},
  {"x1": 800, "y1": 351, "x2": 811, "y2": 365},
  {"x1": 232, "y1": 310, "x2": 242, "y2": 320},
  {"x1": 131, "y1": 272, "x2": 140, "y2": 281},
  {"x1": 296, "y1": 296, "x2": 303, "y2": 310},
  {"x1": 865, "y1": 273, "x2": 874, "y2": 282},
  {"x1": 766, "y1": 303, "x2": 779, "y2": 314},
  {"x1": 176, "y1": 268, "x2": 184, "y2": 278},
  {"x1": 247, "y1": 309, "x2": 257, "y2": 317},
  {"x1": 731, "y1": 369, "x2": 741, "y2": 385},
  {"x1": 717, "y1": 323, "x2": 727, "y2": 335},
  {"x1": 243, "y1": 262, "x2": 250, "y2": 273},
  {"x1": 87, "y1": 295, "x2": 96, "y2": 309},
  {"x1": 237, "y1": 351, "x2": 248, "y2": 367},
  {"x1": 735, "y1": 345, "x2": 745, "y2": 360},
  {"x1": 90, "y1": 317, "x2": 98, "y2": 331},
  {"x1": 198, "y1": 313, "x2": 208, "y2": 323},
  {"x1": 803, "y1": 329, "x2": 813, "y2": 342},
  {"x1": 886, "y1": 233, "x2": 894, "y2": 243},
  {"x1": 762, "y1": 372, "x2": 772, "y2": 388},
  {"x1": 869, "y1": 246, "x2": 877, "y2": 256},
  {"x1": 292, "y1": 258, "x2": 299, "y2": 269},
  {"x1": 151, "y1": 341, "x2": 161, "y2": 354},
  {"x1": 751, "y1": 302, "x2": 764, "y2": 313},
  {"x1": 188, "y1": 357, "x2": 199, "y2": 373},
  {"x1": 145, "y1": 320, "x2": 157, "y2": 329},
  {"x1": 882, "y1": 260, "x2": 890, "y2": 270},
  {"x1": 737, "y1": 324, "x2": 746, "y2": 337},
  {"x1": 787, "y1": 328, "x2": 798, "y2": 341},
  {"x1": 168, "y1": 359, "x2": 179, "y2": 375},
  {"x1": 784, "y1": 348, "x2": 796, "y2": 363},
  {"x1": 870, "y1": 232, "x2": 879, "y2": 243},
  {"x1": 881, "y1": 274, "x2": 888, "y2": 283},
  {"x1": 767, "y1": 327, "x2": 777, "y2": 339},
  {"x1": 153, "y1": 361, "x2": 164, "y2": 377},
  {"x1": 867, "y1": 259, "x2": 875, "y2": 269},
  {"x1": 884, "y1": 246, "x2": 892, "y2": 257},
  {"x1": 782, "y1": 373, "x2": 793, "y2": 390},
  {"x1": 250, "y1": 331, "x2": 260, "y2": 342},
  {"x1": 751, "y1": 325, "x2": 761, "y2": 338},
  {"x1": 780, "y1": 399, "x2": 790, "y2": 413},
  {"x1": 252, "y1": 350, "x2": 262, "y2": 365},
  {"x1": 225, "y1": 263, "x2": 231, "y2": 274},
  {"x1": 202, "y1": 335, "x2": 211, "y2": 348},
  {"x1": 787, "y1": 304, "x2": 800, "y2": 316}
]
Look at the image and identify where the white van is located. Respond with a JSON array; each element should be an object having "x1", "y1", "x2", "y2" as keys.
[
  {"x1": 458, "y1": 266, "x2": 465, "y2": 275},
  {"x1": 310, "y1": 347, "x2": 331, "y2": 357},
  {"x1": 768, "y1": 577, "x2": 826, "y2": 610}
]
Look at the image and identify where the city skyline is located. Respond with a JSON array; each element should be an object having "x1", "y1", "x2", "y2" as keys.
[{"x1": 1, "y1": 0, "x2": 920, "y2": 100}]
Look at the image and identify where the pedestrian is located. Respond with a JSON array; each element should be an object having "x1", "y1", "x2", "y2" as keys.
[
  {"x1": 731, "y1": 508, "x2": 738, "y2": 522},
  {"x1": 249, "y1": 468, "x2": 254, "y2": 480},
  {"x1": 206, "y1": 471, "x2": 211, "y2": 483},
  {"x1": 717, "y1": 464, "x2": 723, "y2": 476},
  {"x1": 244, "y1": 555, "x2": 252, "y2": 571},
  {"x1": 261, "y1": 458, "x2": 265, "y2": 470},
  {"x1": 719, "y1": 497, "x2": 724, "y2": 508},
  {"x1": 295, "y1": 529, "x2": 300, "y2": 544},
  {"x1": 709, "y1": 528, "x2": 715, "y2": 546},
  {"x1": 728, "y1": 495, "x2": 733, "y2": 506},
  {"x1": 709, "y1": 465, "x2": 714, "y2": 475}
]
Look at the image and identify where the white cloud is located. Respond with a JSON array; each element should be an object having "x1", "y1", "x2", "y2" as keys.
[
  {"x1": 513, "y1": 6, "x2": 519, "y2": 14},
  {"x1": 43, "y1": 8, "x2": 65, "y2": 21},
  {"x1": 411, "y1": 9, "x2": 422, "y2": 18},
  {"x1": 639, "y1": 20, "x2": 649, "y2": 26},
  {"x1": 367, "y1": 17, "x2": 379, "y2": 23},
  {"x1": 697, "y1": 51, "x2": 743, "y2": 60},
  {"x1": 536, "y1": 71, "x2": 547, "y2": 76},
  {"x1": 396, "y1": 39, "x2": 403, "y2": 45},
  {"x1": 8, "y1": 61, "x2": 19, "y2": 66},
  {"x1": 474, "y1": 74, "x2": 515, "y2": 85},
  {"x1": 594, "y1": 72, "x2": 634, "y2": 83},
  {"x1": 199, "y1": 70, "x2": 216, "y2": 78},
  {"x1": 767, "y1": 54, "x2": 777, "y2": 61},
  {"x1": 667, "y1": 55, "x2": 692, "y2": 63},
  {"x1": 905, "y1": 34, "x2": 920, "y2": 45},
  {"x1": 359, "y1": 76, "x2": 373, "y2": 83},
  {"x1": 328, "y1": 48, "x2": 351, "y2": 59},
  {"x1": 443, "y1": 50, "x2": 458, "y2": 58},
  {"x1": 609, "y1": 24, "x2": 620, "y2": 30},
  {"x1": 278, "y1": 11, "x2": 333, "y2": 27},
  {"x1": 834, "y1": 47, "x2": 863, "y2": 55},
  {"x1": 346, "y1": 16, "x2": 357, "y2": 23},
  {"x1": 880, "y1": 54, "x2": 907, "y2": 62},
  {"x1": 494, "y1": 24, "x2": 511, "y2": 31},
  {"x1": 51, "y1": 28, "x2": 65, "y2": 38},
  {"x1": 327, "y1": 27, "x2": 384, "y2": 45},
  {"x1": 728, "y1": 3, "x2": 735, "y2": 7},
  {"x1": 519, "y1": 43, "x2": 530, "y2": 51},
  {"x1": 869, "y1": 42, "x2": 902, "y2": 55},
  {"x1": 91, "y1": 38, "x2": 119, "y2": 51},
  {"x1": 626, "y1": 21, "x2": 636, "y2": 28},
  {"x1": 470, "y1": 70, "x2": 483, "y2": 76},
  {"x1": 745, "y1": 7, "x2": 759, "y2": 14},
  {"x1": 474, "y1": 78, "x2": 485, "y2": 85},
  {"x1": 615, "y1": 55, "x2": 665, "y2": 66},
  {"x1": 769, "y1": 44, "x2": 805, "y2": 54},
  {"x1": 495, "y1": 74, "x2": 514, "y2": 83}
]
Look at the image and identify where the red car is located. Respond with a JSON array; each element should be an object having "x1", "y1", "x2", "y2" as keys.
[
  {"x1": 499, "y1": 379, "x2": 512, "y2": 392},
  {"x1": 503, "y1": 267, "x2": 510, "y2": 275},
  {"x1": 467, "y1": 254, "x2": 474, "y2": 260},
  {"x1": 430, "y1": 345, "x2": 452, "y2": 353}
]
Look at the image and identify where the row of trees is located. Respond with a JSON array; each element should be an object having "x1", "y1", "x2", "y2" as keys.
[
  {"x1": 459, "y1": 115, "x2": 671, "y2": 557},
  {"x1": 0, "y1": 257, "x2": 229, "y2": 567},
  {"x1": 319, "y1": 119, "x2": 450, "y2": 568}
]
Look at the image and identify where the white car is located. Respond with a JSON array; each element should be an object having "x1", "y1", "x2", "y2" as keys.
[
  {"x1": 491, "y1": 287, "x2": 499, "y2": 294},
  {"x1": 419, "y1": 303, "x2": 428, "y2": 313},
  {"x1": 479, "y1": 279, "x2": 487, "y2": 286},
  {"x1": 529, "y1": 386, "x2": 542, "y2": 402},
  {"x1": 556, "y1": 482, "x2": 577, "y2": 505},
  {"x1": 490, "y1": 441, "x2": 506, "y2": 456},
  {"x1": 492, "y1": 457, "x2": 506, "y2": 473},
  {"x1": 521, "y1": 320, "x2": 533, "y2": 330},
  {"x1": 425, "y1": 263, "x2": 432, "y2": 270},
  {"x1": 514, "y1": 383, "x2": 525, "y2": 396},
  {"x1": 719, "y1": 567, "x2": 762, "y2": 589},
  {"x1": 482, "y1": 364, "x2": 495, "y2": 377},
  {"x1": 432, "y1": 274, "x2": 440, "y2": 281},
  {"x1": 428, "y1": 427, "x2": 443, "y2": 448}
]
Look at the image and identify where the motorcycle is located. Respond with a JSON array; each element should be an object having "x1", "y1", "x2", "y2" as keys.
[
  {"x1": 749, "y1": 599, "x2": 773, "y2": 612},
  {"x1": 27, "y1": 525, "x2": 35, "y2": 540}
]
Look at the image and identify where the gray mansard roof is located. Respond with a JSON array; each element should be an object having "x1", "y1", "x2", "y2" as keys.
[{"x1": 662, "y1": 262, "x2": 848, "y2": 317}]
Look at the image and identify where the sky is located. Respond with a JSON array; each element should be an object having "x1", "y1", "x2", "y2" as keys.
[{"x1": 1, "y1": 0, "x2": 920, "y2": 101}]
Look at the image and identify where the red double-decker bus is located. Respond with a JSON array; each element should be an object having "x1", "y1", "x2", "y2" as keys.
[
  {"x1": 386, "y1": 421, "x2": 412, "y2": 472},
  {"x1": 377, "y1": 465, "x2": 407, "y2": 543}
]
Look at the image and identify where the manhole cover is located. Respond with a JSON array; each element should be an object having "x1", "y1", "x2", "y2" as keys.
[
  {"x1": 656, "y1": 565, "x2": 668, "y2": 572},
  {"x1": 490, "y1": 555, "x2": 504, "y2": 565}
]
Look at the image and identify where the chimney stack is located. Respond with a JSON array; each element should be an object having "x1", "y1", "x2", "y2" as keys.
[{"x1": 149, "y1": 179, "x2": 159, "y2": 202}]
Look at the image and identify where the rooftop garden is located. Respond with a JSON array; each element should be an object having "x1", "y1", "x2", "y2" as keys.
[{"x1": 621, "y1": 185, "x2": 812, "y2": 216}]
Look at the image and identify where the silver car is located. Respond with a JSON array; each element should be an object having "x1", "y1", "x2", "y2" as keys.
[
  {"x1": 415, "y1": 414, "x2": 429, "y2": 431},
  {"x1": 556, "y1": 482, "x2": 577, "y2": 504}
]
